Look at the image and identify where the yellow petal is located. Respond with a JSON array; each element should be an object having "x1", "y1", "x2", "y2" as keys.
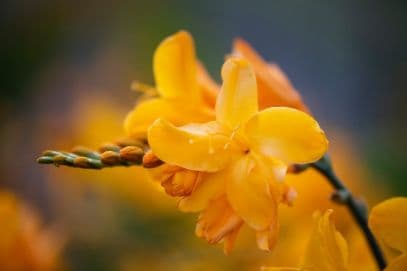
[
  {"x1": 161, "y1": 168, "x2": 200, "y2": 197},
  {"x1": 256, "y1": 225, "x2": 279, "y2": 251},
  {"x1": 195, "y1": 195, "x2": 243, "y2": 246},
  {"x1": 245, "y1": 107, "x2": 328, "y2": 164},
  {"x1": 223, "y1": 223, "x2": 242, "y2": 255},
  {"x1": 232, "y1": 38, "x2": 309, "y2": 112},
  {"x1": 148, "y1": 119, "x2": 240, "y2": 172},
  {"x1": 216, "y1": 57, "x2": 258, "y2": 129},
  {"x1": 153, "y1": 30, "x2": 199, "y2": 102},
  {"x1": 178, "y1": 170, "x2": 227, "y2": 212},
  {"x1": 124, "y1": 98, "x2": 214, "y2": 138},
  {"x1": 226, "y1": 154, "x2": 278, "y2": 231},
  {"x1": 301, "y1": 210, "x2": 348, "y2": 271},
  {"x1": 386, "y1": 254, "x2": 407, "y2": 271},
  {"x1": 369, "y1": 197, "x2": 407, "y2": 254}
]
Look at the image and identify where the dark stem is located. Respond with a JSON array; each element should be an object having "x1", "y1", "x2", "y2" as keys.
[{"x1": 310, "y1": 155, "x2": 386, "y2": 270}]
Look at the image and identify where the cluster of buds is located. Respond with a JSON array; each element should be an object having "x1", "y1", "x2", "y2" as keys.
[{"x1": 37, "y1": 138, "x2": 154, "y2": 169}]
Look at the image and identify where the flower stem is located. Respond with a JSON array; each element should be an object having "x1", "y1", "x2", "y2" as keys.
[{"x1": 310, "y1": 155, "x2": 386, "y2": 270}]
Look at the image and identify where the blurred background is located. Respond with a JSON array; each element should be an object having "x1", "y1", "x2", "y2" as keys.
[{"x1": 0, "y1": 1, "x2": 406, "y2": 270}]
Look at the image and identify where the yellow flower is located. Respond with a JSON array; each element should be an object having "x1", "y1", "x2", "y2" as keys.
[
  {"x1": 124, "y1": 30, "x2": 217, "y2": 138},
  {"x1": 369, "y1": 197, "x2": 407, "y2": 271},
  {"x1": 147, "y1": 57, "x2": 328, "y2": 253},
  {"x1": 0, "y1": 191, "x2": 63, "y2": 271},
  {"x1": 262, "y1": 210, "x2": 349, "y2": 271}
]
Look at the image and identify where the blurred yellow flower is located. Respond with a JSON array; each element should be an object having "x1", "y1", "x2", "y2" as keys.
[
  {"x1": 369, "y1": 197, "x2": 407, "y2": 271},
  {"x1": 148, "y1": 57, "x2": 328, "y2": 253},
  {"x1": 0, "y1": 191, "x2": 63, "y2": 271},
  {"x1": 124, "y1": 30, "x2": 217, "y2": 138},
  {"x1": 262, "y1": 210, "x2": 349, "y2": 271},
  {"x1": 124, "y1": 31, "x2": 311, "y2": 139}
]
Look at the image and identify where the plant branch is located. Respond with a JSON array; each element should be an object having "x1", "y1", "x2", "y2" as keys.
[{"x1": 308, "y1": 155, "x2": 387, "y2": 270}]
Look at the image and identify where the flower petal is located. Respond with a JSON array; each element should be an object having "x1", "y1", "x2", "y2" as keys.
[
  {"x1": 369, "y1": 197, "x2": 407, "y2": 254},
  {"x1": 301, "y1": 210, "x2": 349, "y2": 271},
  {"x1": 124, "y1": 98, "x2": 213, "y2": 138},
  {"x1": 245, "y1": 107, "x2": 328, "y2": 164},
  {"x1": 256, "y1": 225, "x2": 279, "y2": 251},
  {"x1": 233, "y1": 38, "x2": 309, "y2": 112},
  {"x1": 216, "y1": 57, "x2": 258, "y2": 129},
  {"x1": 197, "y1": 60, "x2": 220, "y2": 108},
  {"x1": 195, "y1": 195, "x2": 243, "y2": 246},
  {"x1": 148, "y1": 119, "x2": 240, "y2": 172},
  {"x1": 178, "y1": 170, "x2": 227, "y2": 212},
  {"x1": 223, "y1": 223, "x2": 242, "y2": 255},
  {"x1": 226, "y1": 154, "x2": 279, "y2": 231},
  {"x1": 153, "y1": 30, "x2": 199, "y2": 101}
]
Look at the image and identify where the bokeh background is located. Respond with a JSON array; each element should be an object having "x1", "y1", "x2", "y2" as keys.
[{"x1": 1, "y1": 1, "x2": 406, "y2": 270}]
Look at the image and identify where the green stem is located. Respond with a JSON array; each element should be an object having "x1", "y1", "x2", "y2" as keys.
[{"x1": 311, "y1": 155, "x2": 386, "y2": 270}]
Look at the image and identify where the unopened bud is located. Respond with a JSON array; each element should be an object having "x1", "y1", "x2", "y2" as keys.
[
  {"x1": 161, "y1": 169, "x2": 200, "y2": 197},
  {"x1": 142, "y1": 150, "x2": 163, "y2": 168},
  {"x1": 115, "y1": 138, "x2": 145, "y2": 148},
  {"x1": 73, "y1": 157, "x2": 91, "y2": 168},
  {"x1": 101, "y1": 151, "x2": 121, "y2": 165},
  {"x1": 37, "y1": 156, "x2": 54, "y2": 164},
  {"x1": 98, "y1": 143, "x2": 120, "y2": 153},
  {"x1": 120, "y1": 146, "x2": 144, "y2": 164},
  {"x1": 71, "y1": 146, "x2": 100, "y2": 159},
  {"x1": 53, "y1": 154, "x2": 67, "y2": 164}
]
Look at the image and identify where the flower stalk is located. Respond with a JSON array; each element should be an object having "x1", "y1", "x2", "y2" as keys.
[{"x1": 309, "y1": 155, "x2": 387, "y2": 270}]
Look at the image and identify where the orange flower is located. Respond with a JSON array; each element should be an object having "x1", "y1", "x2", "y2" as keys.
[
  {"x1": 262, "y1": 210, "x2": 349, "y2": 271},
  {"x1": 124, "y1": 31, "x2": 217, "y2": 138},
  {"x1": 369, "y1": 197, "x2": 407, "y2": 271},
  {"x1": 147, "y1": 58, "x2": 328, "y2": 253}
]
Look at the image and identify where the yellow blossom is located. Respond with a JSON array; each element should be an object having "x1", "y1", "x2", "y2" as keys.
[
  {"x1": 262, "y1": 210, "x2": 349, "y2": 271},
  {"x1": 369, "y1": 197, "x2": 407, "y2": 271},
  {"x1": 147, "y1": 57, "x2": 328, "y2": 253},
  {"x1": 0, "y1": 191, "x2": 63, "y2": 271},
  {"x1": 124, "y1": 30, "x2": 217, "y2": 138}
]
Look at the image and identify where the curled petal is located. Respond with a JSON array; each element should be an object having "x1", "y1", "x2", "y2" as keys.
[
  {"x1": 245, "y1": 107, "x2": 328, "y2": 164},
  {"x1": 226, "y1": 155, "x2": 279, "y2": 231},
  {"x1": 301, "y1": 210, "x2": 348, "y2": 271},
  {"x1": 178, "y1": 170, "x2": 228, "y2": 212},
  {"x1": 153, "y1": 30, "x2": 199, "y2": 101},
  {"x1": 369, "y1": 197, "x2": 407, "y2": 255},
  {"x1": 232, "y1": 38, "x2": 309, "y2": 112},
  {"x1": 256, "y1": 223, "x2": 279, "y2": 251},
  {"x1": 216, "y1": 57, "x2": 258, "y2": 129},
  {"x1": 223, "y1": 223, "x2": 242, "y2": 255},
  {"x1": 124, "y1": 98, "x2": 213, "y2": 138},
  {"x1": 195, "y1": 196, "x2": 243, "y2": 246},
  {"x1": 161, "y1": 169, "x2": 200, "y2": 197},
  {"x1": 148, "y1": 119, "x2": 241, "y2": 172}
]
